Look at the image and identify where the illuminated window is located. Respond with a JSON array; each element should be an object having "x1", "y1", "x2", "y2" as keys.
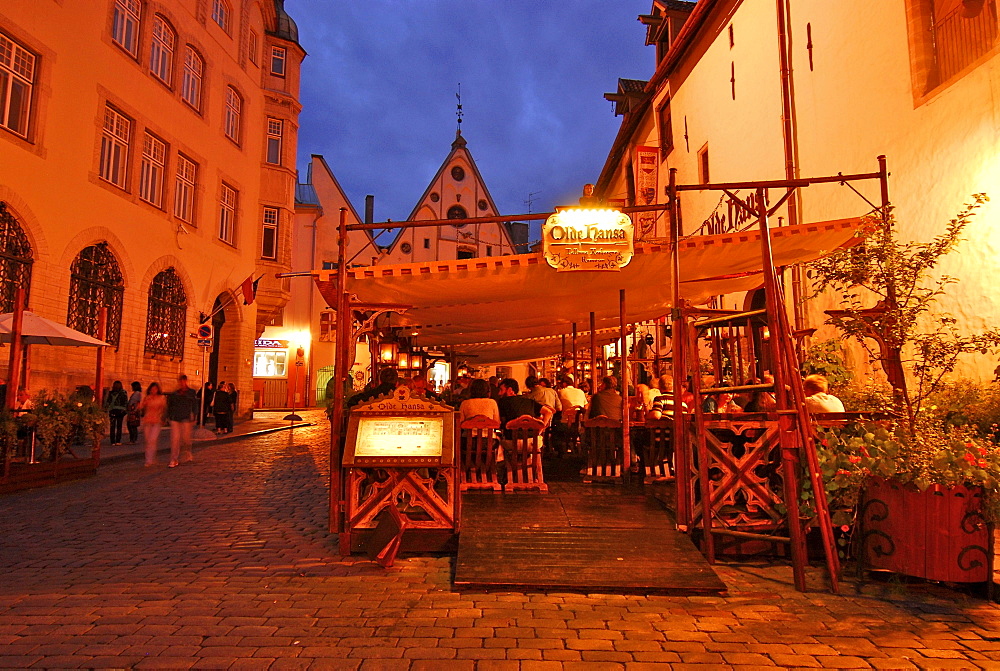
[
  {"x1": 270, "y1": 46, "x2": 286, "y2": 76},
  {"x1": 212, "y1": 0, "x2": 231, "y2": 33},
  {"x1": 139, "y1": 131, "x2": 166, "y2": 208},
  {"x1": 0, "y1": 31, "x2": 35, "y2": 138},
  {"x1": 149, "y1": 15, "x2": 175, "y2": 84},
  {"x1": 261, "y1": 206, "x2": 278, "y2": 259},
  {"x1": 657, "y1": 98, "x2": 673, "y2": 157},
  {"x1": 111, "y1": 0, "x2": 141, "y2": 57},
  {"x1": 219, "y1": 182, "x2": 237, "y2": 244},
  {"x1": 145, "y1": 267, "x2": 187, "y2": 357},
  {"x1": 68, "y1": 243, "x2": 123, "y2": 347},
  {"x1": 906, "y1": 0, "x2": 999, "y2": 96},
  {"x1": 224, "y1": 86, "x2": 241, "y2": 143},
  {"x1": 181, "y1": 47, "x2": 203, "y2": 110},
  {"x1": 174, "y1": 153, "x2": 197, "y2": 223},
  {"x1": 253, "y1": 350, "x2": 287, "y2": 377},
  {"x1": 265, "y1": 118, "x2": 282, "y2": 164},
  {"x1": 0, "y1": 202, "x2": 33, "y2": 313},
  {"x1": 100, "y1": 105, "x2": 130, "y2": 189},
  {"x1": 248, "y1": 30, "x2": 259, "y2": 65}
]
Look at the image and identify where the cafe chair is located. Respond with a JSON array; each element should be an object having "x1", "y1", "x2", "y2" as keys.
[
  {"x1": 581, "y1": 416, "x2": 623, "y2": 482},
  {"x1": 458, "y1": 415, "x2": 501, "y2": 491},
  {"x1": 502, "y1": 415, "x2": 548, "y2": 493}
]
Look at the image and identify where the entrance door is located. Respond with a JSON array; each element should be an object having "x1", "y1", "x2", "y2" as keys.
[{"x1": 208, "y1": 295, "x2": 226, "y2": 385}]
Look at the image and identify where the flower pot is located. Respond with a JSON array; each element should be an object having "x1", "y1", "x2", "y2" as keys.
[{"x1": 859, "y1": 476, "x2": 991, "y2": 583}]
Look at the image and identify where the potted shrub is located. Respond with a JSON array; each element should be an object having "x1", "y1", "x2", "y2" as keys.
[{"x1": 807, "y1": 196, "x2": 1000, "y2": 582}]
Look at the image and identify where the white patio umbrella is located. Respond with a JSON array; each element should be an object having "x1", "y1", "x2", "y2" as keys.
[{"x1": 0, "y1": 311, "x2": 109, "y2": 347}]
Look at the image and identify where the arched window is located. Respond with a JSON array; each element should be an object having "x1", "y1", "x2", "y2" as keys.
[
  {"x1": 149, "y1": 15, "x2": 176, "y2": 85},
  {"x1": 67, "y1": 243, "x2": 124, "y2": 346},
  {"x1": 181, "y1": 47, "x2": 203, "y2": 110},
  {"x1": 224, "y1": 86, "x2": 241, "y2": 142},
  {"x1": 145, "y1": 267, "x2": 187, "y2": 357},
  {"x1": 111, "y1": 0, "x2": 141, "y2": 57},
  {"x1": 212, "y1": 0, "x2": 231, "y2": 33},
  {"x1": 0, "y1": 202, "x2": 33, "y2": 312}
]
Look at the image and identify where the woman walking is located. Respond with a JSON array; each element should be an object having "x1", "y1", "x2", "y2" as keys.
[
  {"x1": 139, "y1": 382, "x2": 167, "y2": 466},
  {"x1": 105, "y1": 380, "x2": 129, "y2": 446},
  {"x1": 125, "y1": 381, "x2": 143, "y2": 445}
]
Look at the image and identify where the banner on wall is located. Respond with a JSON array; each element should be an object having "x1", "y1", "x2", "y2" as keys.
[{"x1": 635, "y1": 145, "x2": 659, "y2": 239}]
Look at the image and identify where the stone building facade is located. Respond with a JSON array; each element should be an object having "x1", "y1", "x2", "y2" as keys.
[{"x1": 0, "y1": 0, "x2": 303, "y2": 410}]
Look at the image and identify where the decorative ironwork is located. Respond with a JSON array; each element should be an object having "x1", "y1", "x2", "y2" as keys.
[
  {"x1": 67, "y1": 243, "x2": 124, "y2": 346},
  {"x1": 145, "y1": 267, "x2": 187, "y2": 357},
  {"x1": 0, "y1": 202, "x2": 33, "y2": 312}
]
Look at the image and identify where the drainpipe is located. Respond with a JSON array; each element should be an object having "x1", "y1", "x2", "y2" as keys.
[{"x1": 776, "y1": 0, "x2": 806, "y2": 334}]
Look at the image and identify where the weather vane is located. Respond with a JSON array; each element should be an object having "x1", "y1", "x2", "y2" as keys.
[{"x1": 456, "y1": 83, "x2": 463, "y2": 133}]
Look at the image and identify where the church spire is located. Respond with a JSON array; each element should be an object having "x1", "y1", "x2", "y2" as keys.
[{"x1": 452, "y1": 83, "x2": 467, "y2": 148}]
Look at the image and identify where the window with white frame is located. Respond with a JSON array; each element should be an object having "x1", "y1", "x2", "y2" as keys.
[
  {"x1": 174, "y1": 153, "x2": 197, "y2": 223},
  {"x1": 139, "y1": 131, "x2": 166, "y2": 207},
  {"x1": 261, "y1": 207, "x2": 278, "y2": 260},
  {"x1": 248, "y1": 30, "x2": 259, "y2": 65},
  {"x1": 100, "y1": 105, "x2": 130, "y2": 189},
  {"x1": 212, "y1": 0, "x2": 231, "y2": 33},
  {"x1": 111, "y1": 0, "x2": 141, "y2": 57},
  {"x1": 181, "y1": 47, "x2": 203, "y2": 110},
  {"x1": 219, "y1": 183, "x2": 237, "y2": 244},
  {"x1": 149, "y1": 15, "x2": 175, "y2": 85},
  {"x1": 265, "y1": 118, "x2": 282, "y2": 164},
  {"x1": 270, "y1": 46, "x2": 286, "y2": 76},
  {"x1": 224, "y1": 86, "x2": 241, "y2": 143},
  {"x1": 0, "y1": 32, "x2": 35, "y2": 138}
]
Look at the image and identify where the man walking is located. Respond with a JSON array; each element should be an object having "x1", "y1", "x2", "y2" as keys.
[{"x1": 167, "y1": 374, "x2": 198, "y2": 468}]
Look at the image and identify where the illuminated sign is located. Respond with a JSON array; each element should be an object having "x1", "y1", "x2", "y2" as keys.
[
  {"x1": 542, "y1": 208, "x2": 634, "y2": 271},
  {"x1": 351, "y1": 416, "x2": 445, "y2": 464},
  {"x1": 254, "y1": 338, "x2": 288, "y2": 349}
]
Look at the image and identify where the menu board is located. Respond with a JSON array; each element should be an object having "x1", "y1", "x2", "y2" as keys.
[{"x1": 347, "y1": 415, "x2": 445, "y2": 466}]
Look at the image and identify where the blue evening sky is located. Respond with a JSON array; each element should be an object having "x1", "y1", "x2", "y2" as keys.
[{"x1": 287, "y1": 1, "x2": 654, "y2": 236}]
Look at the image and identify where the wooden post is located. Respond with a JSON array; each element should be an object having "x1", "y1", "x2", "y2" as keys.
[
  {"x1": 668, "y1": 169, "x2": 691, "y2": 528},
  {"x1": 589, "y1": 311, "x2": 597, "y2": 396},
  {"x1": 878, "y1": 154, "x2": 890, "y2": 219},
  {"x1": 331, "y1": 208, "x2": 350, "y2": 548},
  {"x1": 620, "y1": 289, "x2": 631, "y2": 484},
  {"x1": 571, "y1": 322, "x2": 577, "y2": 383},
  {"x1": 6, "y1": 287, "x2": 24, "y2": 411},
  {"x1": 754, "y1": 188, "x2": 809, "y2": 591},
  {"x1": 95, "y1": 308, "x2": 107, "y2": 405}
]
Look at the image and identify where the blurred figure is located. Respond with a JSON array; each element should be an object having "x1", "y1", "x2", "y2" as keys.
[
  {"x1": 166, "y1": 375, "x2": 197, "y2": 467},
  {"x1": 139, "y1": 382, "x2": 166, "y2": 466},
  {"x1": 126, "y1": 381, "x2": 142, "y2": 445}
]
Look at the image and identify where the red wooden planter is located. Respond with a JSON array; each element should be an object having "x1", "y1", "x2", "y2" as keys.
[{"x1": 859, "y1": 477, "x2": 992, "y2": 583}]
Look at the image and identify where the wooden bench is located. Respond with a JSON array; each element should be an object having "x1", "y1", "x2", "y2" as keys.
[
  {"x1": 502, "y1": 415, "x2": 548, "y2": 492},
  {"x1": 458, "y1": 415, "x2": 501, "y2": 491},
  {"x1": 582, "y1": 416, "x2": 622, "y2": 481}
]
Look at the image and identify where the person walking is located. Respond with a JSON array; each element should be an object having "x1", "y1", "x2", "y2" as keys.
[
  {"x1": 212, "y1": 383, "x2": 232, "y2": 434},
  {"x1": 139, "y1": 382, "x2": 167, "y2": 466},
  {"x1": 167, "y1": 374, "x2": 197, "y2": 467},
  {"x1": 105, "y1": 380, "x2": 129, "y2": 446},
  {"x1": 125, "y1": 381, "x2": 142, "y2": 445}
]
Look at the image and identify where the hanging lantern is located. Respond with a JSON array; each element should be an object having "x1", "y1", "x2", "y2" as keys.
[
  {"x1": 410, "y1": 350, "x2": 425, "y2": 371},
  {"x1": 378, "y1": 338, "x2": 398, "y2": 363},
  {"x1": 397, "y1": 351, "x2": 410, "y2": 369}
]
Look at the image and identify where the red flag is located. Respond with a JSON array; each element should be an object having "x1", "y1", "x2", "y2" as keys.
[{"x1": 241, "y1": 274, "x2": 257, "y2": 305}]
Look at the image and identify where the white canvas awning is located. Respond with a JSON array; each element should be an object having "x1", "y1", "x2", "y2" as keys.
[{"x1": 315, "y1": 218, "x2": 863, "y2": 363}]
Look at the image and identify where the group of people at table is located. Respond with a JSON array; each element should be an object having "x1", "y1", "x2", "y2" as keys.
[{"x1": 346, "y1": 366, "x2": 846, "y2": 436}]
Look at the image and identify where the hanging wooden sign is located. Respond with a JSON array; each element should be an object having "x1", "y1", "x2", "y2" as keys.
[{"x1": 542, "y1": 208, "x2": 634, "y2": 271}]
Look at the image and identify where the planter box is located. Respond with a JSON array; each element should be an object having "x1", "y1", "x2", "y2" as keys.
[
  {"x1": 0, "y1": 458, "x2": 98, "y2": 495},
  {"x1": 859, "y1": 476, "x2": 992, "y2": 583}
]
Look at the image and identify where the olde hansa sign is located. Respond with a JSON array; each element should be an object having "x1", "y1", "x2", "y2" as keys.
[{"x1": 542, "y1": 208, "x2": 634, "y2": 271}]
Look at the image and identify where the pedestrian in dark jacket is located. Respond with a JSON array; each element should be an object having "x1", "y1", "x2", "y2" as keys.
[
  {"x1": 105, "y1": 380, "x2": 129, "y2": 446},
  {"x1": 213, "y1": 385, "x2": 232, "y2": 434},
  {"x1": 126, "y1": 381, "x2": 142, "y2": 444}
]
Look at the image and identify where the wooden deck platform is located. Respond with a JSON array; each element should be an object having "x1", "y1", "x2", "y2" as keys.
[{"x1": 454, "y1": 482, "x2": 727, "y2": 595}]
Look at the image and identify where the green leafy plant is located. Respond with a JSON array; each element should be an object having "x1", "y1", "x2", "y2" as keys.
[
  {"x1": 27, "y1": 390, "x2": 107, "y2": 460},
  {"x1": 809, "y1": 196, "x2": 1000, "y2": 435},
  {"x1": 800, "y1": 338, "x2": 853, "y2": 389}
]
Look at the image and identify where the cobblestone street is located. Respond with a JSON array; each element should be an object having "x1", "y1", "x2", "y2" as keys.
[{"x1": 1, "y1": 417, "x2": 999, "y2": 669}]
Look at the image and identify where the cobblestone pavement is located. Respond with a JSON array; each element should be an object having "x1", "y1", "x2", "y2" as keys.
[{"x1": 2, "y1": 417, "x2": 999, "y2": 670}]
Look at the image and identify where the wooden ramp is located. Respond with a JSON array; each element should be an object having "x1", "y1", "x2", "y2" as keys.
[{"x1": 454, "y1": 482, "x2": 726, "y2": 595}]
